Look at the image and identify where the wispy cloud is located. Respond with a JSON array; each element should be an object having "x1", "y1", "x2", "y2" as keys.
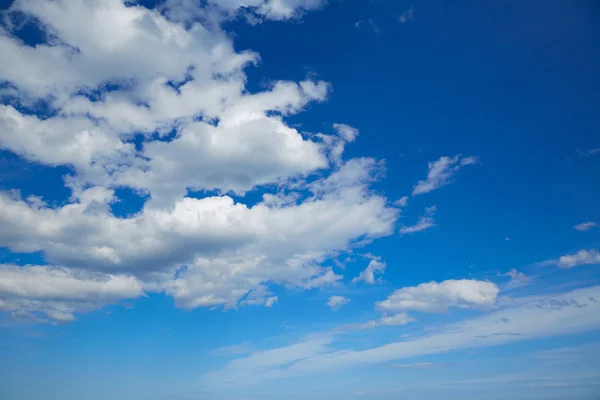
[
  {"x1": 412, "y1": 155, "x2": 478, "y2": 195},
  {"x1": 577, "y1": 147, "x2": 600, "y2": 157},
  {"x1": 501, "y1": 269, "x2": 533, "y2": 290},
  {"x1": 398, "y1": 7, "x2": 415, "y2": 24},
  {"x1": 574, "y1": 221, "x2": 597, "y2": 231},
  {"x1": 399, "y1": 205, "x2": 436, "y2": 235},
  {"x1": 206, "y1": 286, "x2": 600, "y2": 384}
]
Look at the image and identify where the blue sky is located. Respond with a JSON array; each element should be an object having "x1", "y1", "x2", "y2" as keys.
[{"x1": 1, "y1": 0, "x2": 600, "y2": 399}]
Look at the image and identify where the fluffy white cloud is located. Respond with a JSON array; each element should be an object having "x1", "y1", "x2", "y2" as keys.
[
  {"x1": 352, "y1": 259, "x2": 386, "y2": 284},
  {"x1": 412, "y1": 155, "x2": 478, "y2": 195},
  {"x1": 398, "y1": 205, "x2": 436, "y2": 235},
  {"x1": 376, "y1": 279, "x2": 499, "y2": 314},
  {"x1": 557, "y1": 249, "x2": 600, "y2": 268},
  {"x1": 574, "y1": 222, "x2": 597, "y2": 231},
  {"x1": 0, "y1": 264, "x2": 143, "y2": 322},
  {"x1": 0, "y1": 161, "x2": 396, "y2": 312},
  {"x1": 0, "y1": 0, "x2": 401, "y2": 322},
  {"x1": 327, "y1": 295, "x2": 350, "y2": 310}
]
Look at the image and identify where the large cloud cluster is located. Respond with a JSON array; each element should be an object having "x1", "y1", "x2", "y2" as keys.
[{"x1": 0, "y1": 0, "x2": 398, "y2": 322}]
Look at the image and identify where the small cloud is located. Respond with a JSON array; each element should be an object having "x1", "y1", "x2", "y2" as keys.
[
  {"x1": 398, "y1": 7, "x2": 415, "y2": 24},
  {"x1": 576, "y1": 147, "x2": 600, "y2": 157},
  {"x1": 337, "y1": 312, "x2": 414, "y2": 331},
  {"x1": 327, "y1": 295, "x2": 350, "y2": 311},
  {"x1": 352, "y1": 258, "x2": 386, "y2": 284},
  {"x1": 556, "y1": 249, "x2": 600, "y2": 268},
  {"x1": 399, "y1": 205, "x2": 436, "y2": 235},
  {"x1": 505, "y1": 237, "x2": 511, "y2": 241},
  {"x1": 265, "y1": 296, "x2": 278, "y2": 308},
  {"x1": 501, "y1": 269, "x2": 533, "y2": 290},
  {"x1": 368, "y1": 19, "x2": 380, "y2": 33},
  {"x1": 354, "y1": 20, "x2": 362, "y2": 28},
  {"x1": 393, "y1": 196, "x2": 408, "y2": 207},
  {"x1": 574, "y1": 222, "x2": 597, "y2": 232},
  {"x1": 412, "y1": 155, "x2": 479, "y2": 196}
]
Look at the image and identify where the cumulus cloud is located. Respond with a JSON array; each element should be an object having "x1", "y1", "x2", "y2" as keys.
[
  {"x1": 556, "y1": 249, "x2": 600, "y2": 269},
  {"x1": 0, "y1": 0, "x2": 399, "y2": 321},
  {"x1": 399, "y1": 205, "x2": 436, "y2": 235},
  {"x1": 327, "y1": 296, "x2": 350, "y2": 311},
  {"x1": 412, "y1": 155, "x2": 478, "y2": 195},
  {"x1": 574, "y1": 222, "x2": 597, "y2": 232},
  {"x1": 376, "y1": 279, "x2": 499, "y2": 314},
  {"x1": 0, "y1": 264, "x2": 144, "y2": 322}
]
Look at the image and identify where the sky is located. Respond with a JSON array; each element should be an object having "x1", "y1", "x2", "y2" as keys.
[{"x1": 0, "y1": 0, "x2": 600, "y2": 399}]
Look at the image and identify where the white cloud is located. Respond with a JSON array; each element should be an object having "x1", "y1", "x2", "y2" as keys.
[
  {"x1": 577, "y1": 148, "x2": 600, "y2": 157},
  {"x1": 393, "y1": 196, "x2": 408, "y2": 207},
  {"x1": 574, "y1": 222, "x2": 597, "y2": 231},
  {"x1": 398, "y1": 7, "x2": 415, "y2": 24},
  {"x1": 352, "y1": 259, "x2": 386, "y2": 284},
  {"x1": 327, "y1": 296, "x2": 350, "y2": 311},
  {"x1": 0, "y1": 264, "x2": 144, "y2": 322},
  {"x1": 501, "y1": 269, "x2": 533, "y2": 290},
  {"x1": 337, "y1": 312, "x2": 414, "y2": 331},
  {"x1": 412, "y1": 155, "x2": 478, "y2": 195},
  {"x1": 0, "y1": 0, "x2": 400, "y2": 322},
  {"x1": 208, "y1": 285, "x2": 600, "y2": 384},
  {"x1": 556, "y1": 249, "x2": 600, "y2": 268},
  {"x1": 376, "y1": 279, "x2": 499, "y2": 314},
  {"x1": 399, "y1": 205, "x2": 436, "y2": 235}
]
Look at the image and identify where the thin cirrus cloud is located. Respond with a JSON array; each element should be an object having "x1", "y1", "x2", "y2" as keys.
[
  {"x1": 205, "y1": 285, "x2": 600, "y2": 385},
  {"x1": 574, "y1": 222, "x2": 597, "y2": 231},
  {"x1": 399, "y1": 205, "x2": 436, "y2": 235},
  {"x1": 412, "y1": 155, "x2": 478, "y2": 196}
]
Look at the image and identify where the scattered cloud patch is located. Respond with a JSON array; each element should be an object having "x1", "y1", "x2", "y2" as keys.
[
  {"x1": 352, "y1": 258, "x2": 386, "y2": 284},
  {"x1": 398, "y1": 7, "x2": 415, "y2": 24},
  {"x1": 577, "y1": 148, "x2": 600, "y2": 157},
  {"x1": 328, "y1": 296, "x2": 350, "y2": 311},
  {"x1": 556, "y1": 249, "x2": 600, "y2": 269},
  {"x1": 399, "y1": 205, "x2": 436, "y2": 235},
  {"x1": 501, "y1": 269, "x2": 533, "y2": 290},
  {"x1": 376, "y1": 279, "x2": 499, "y2": 314},
  {"x1": 574, "y1": 222, "x2": 597, "y2": 232},
  {"x1": 393, "y1": 196, "x2": 408, "y2": 207},
  {"x1": 412, "y1": 155, "x2": 478, "y2": 195}
]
